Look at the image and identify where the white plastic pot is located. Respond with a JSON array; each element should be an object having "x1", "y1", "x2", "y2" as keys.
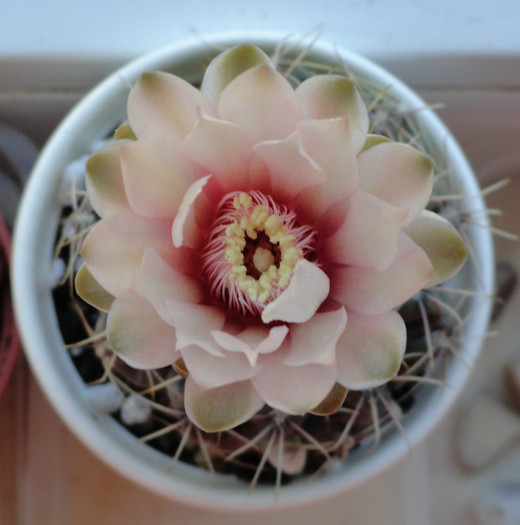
[{"x1": 12, "y1": 32, "x2": 494, "y2": 514}]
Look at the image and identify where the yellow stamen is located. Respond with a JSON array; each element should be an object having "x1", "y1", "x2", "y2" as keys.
[{"x1": 225, "y1": 192, "x2": 302, "y2": 303}]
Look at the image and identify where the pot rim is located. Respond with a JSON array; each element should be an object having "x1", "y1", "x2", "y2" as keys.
[{"x1": 11, "y1": 31, "x2": 495, "y2": 510}]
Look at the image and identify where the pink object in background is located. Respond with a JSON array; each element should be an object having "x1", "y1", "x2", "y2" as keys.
[{"x1": 0, "y1": 213, "x2": 19, "y2": 399}]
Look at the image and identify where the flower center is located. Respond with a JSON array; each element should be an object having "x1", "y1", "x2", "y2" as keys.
[{"x1": 202, "y1": 191, "x2": 317, "y2": 317}]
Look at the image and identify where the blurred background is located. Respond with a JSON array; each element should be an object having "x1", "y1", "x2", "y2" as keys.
[{"x1": 1, "y1": 1, "x2": 519, "y2": 523}]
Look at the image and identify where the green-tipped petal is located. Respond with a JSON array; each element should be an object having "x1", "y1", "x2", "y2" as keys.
[
  {"x1": 405, "y1": 210, "x2": 468, "y2": 287},
  {"x1": 310, "y1": 383, "x2": 348, "y2": 415},
  {"x1": 296, "y1": 75, "x2": 369, "y2": 153},
  {"x1": 336, "y1": 311, "x2": 406, "y2": 390},
  {"x1": 184, "y1": 377, "x2": 265, "y2": 432},
  {"x1": 201, "y1": 44, "x2": 272, "y2": 107},
  {"x1": 75, "y1": 263, "x2": 115, "y2": 312},
  {"x1": 357, "y1": 141, "x2": 434, "y2": 225},
  {"x1": 360, "y1": 134, "x2": 391, "y2": 153},
  {"x1": 114, "y1": 123, "x2": 136, "y2": 140},
  {"x1": 86, "y1": 142, "x2": 130, "y2": 218}
]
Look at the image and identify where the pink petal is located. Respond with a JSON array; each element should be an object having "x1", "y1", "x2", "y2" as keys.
[
  {"x1": 80, "y1": 212, "x2": 176, "y2": 297},
  {"x1": 324, "y1": 191, "x2": 408, "y2": 272},
  {"x1": 294, "y1": 118, "x2": 358, "y2": 223},
  {"x1": 211, "y1": 325, "x2": 289, "y2": 366},
  {"x1": 181, "y1": 344, "x2": 260, "y2": 390},
  {"x1": 184, "y1": 376, "x2": 265, "y2": 432},
  {"x1": 217, "y1": 64, "x2": 302, "y2": 143},
  {"x1": 120, "y1": 135, "x2": 196, "y2": 219},
  {"x1": 85, "y1": 141, "x2": 130, "y2": 218},
  {"x1": 171, "y1": 175, "x2": 211, "y2": 249},
  {"x1": 295, "y1": 75, "x2": 369, "y2": 153},
  {"x1": 284, "y1": 307, "x2": 347, "y2": 366},
  {"x1": 200, "y1": 44, "x2": 272, "y2": 108},
  {"x1": 336, "y1": 311, "x2": 406, "y2": 389},
  {"x1": 261, "y1": 259, "x2": 330, "y2": 324},
  {"x1": 183, "y1": 112, "x2": 254, "y2": 192},
  {"x1": 107, "y1": 292, "x2": 178, "y2": 369},
  {"x1": 357, "y1": 141, "x2": 434, "y2": 225},
  {"x1": 132, "y1": 248, "x2": 203, "y2": 324},
  {"x1": 253, "y1": 132, "x2": 326, "y2": 203},
  {"x1": 167, "y1": 299, "x2": 225, "y2": 357},
  {"x1": 127, "y1": 71, "x2": 214, "y2": 139},
  {"x1": 330, "y1": 232, "x2": 434, "y2": 315},
  {"x1": 251, "y1": 343, "x2": 337, "y2": 415}
]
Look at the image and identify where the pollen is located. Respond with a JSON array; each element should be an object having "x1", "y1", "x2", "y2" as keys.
[{"x1": 202, "y1": 190, "x2": 318, "y2": 317}]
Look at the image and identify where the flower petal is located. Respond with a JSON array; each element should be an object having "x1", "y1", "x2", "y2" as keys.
[
  {"x1": 294, "y1": 118, "x2": 358, "y2": 222},
  {"x1": 184, "y1": 376, "x2": 265, "y2": 432},
  {"x1": 251, "y1": 343, "x2": 337, "y2": 415},
  {"x1": 405, "y1": 210, "x2": 468, "y2": 287},
  {"x1": 212, "y1": 325, "x2": 289, "y2": 367},
  {"x1": 324, "y1": 191, "x2": 408, "y2": 272},
  {"x1": 357, "y1": 141, "x2": 434, "y2": 225},
  {"x1": 331, "y1": 232, "x2": 434, "y2": 315},
  {"x1": 120, "y1": 135, "x2": 196, "y2": 219},
  {"x1": 85, "y1": 141, "x2": 130, "y2": 218},
  {"x1": 336, "y1": 311, "x2": 406, "y2": 390},
  {"x1": 218, "y1": 64, "x2": 302, "y2": 143},
  {"x1": 200, "y1": 44, "x2": 272, "y2": 108},
  {"x1": 253, "y1": 132, "x2": 326, "y2": 202},
  {"x1": 167, "y1": 299, "x2": 226, "y2": 357},
  {"x1": 171, "y1": 174, "x2": 211, "y2": 249},
  {"x1": 75, "y1": 263, "x2": 114, "y2": 312},
  {"x1": 80, "y1": 212, "x2": 177, "y2": 297},
  {"x1": 261, "y1": 259, "x2": 330, "y2": 324},
  {"x1": 284, "y1": 307, "x2": 347, "y2": 366},
  {"x1": 132, "y1": 248, "x2": 203, "y2": 324},
  {"x1": 183, "y1": 113, "x2": 254, "y2": 192},
  {"x1": 181, "y1": 344, "x2": 260, "y2": 390},
  {"x1": 127, "y1": 71, "x2": 214, "y2": 139},
  {"x1": 310, "y1": 383, "x2": 348, "y2": 416},
  {"x1": 107, "y1": 292, "x2": 178, "y2": 369},
  {"x1": 295, "y1": 75, "x2": 369, "y2": 153}
]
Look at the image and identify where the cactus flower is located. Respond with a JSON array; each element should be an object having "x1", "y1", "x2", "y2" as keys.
[{"x1": 77, "y1": 44, "x2": 468, "y2": 432}]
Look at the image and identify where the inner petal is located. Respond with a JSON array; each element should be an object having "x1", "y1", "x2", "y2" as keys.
[{"x1": 202, "y1": 190, "x2": 318, "y2": 319}]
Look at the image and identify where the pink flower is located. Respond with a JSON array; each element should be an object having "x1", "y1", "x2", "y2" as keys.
[{"x1": 77, "y1": 44, "x2": 468, "y2": 431}]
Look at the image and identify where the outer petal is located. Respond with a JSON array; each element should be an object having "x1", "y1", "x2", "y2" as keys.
[
  {"x1": 295, "y1": 75, "x2": 369, "y2": 153},
  {"x1": 167, "y1": 299, "x2": 226, "y2": 357},
  {"x1": 120, "y1": 135, "x2": 196, "y2": 219},
  {"x1": 107, "y1": 292, "x2": 178, "y2": 369},
  {"x1": 181, "y1": 344, "x2": 260, "y2": 390},
  {"x1": 336, "y1": 311, "x2": 406, "y2": 390},
  {"x1": 357, "y1": 141, "x2": 434, "y2": 225},
  {"x1": 183, "y1": 113, "x2": 254, "y2": 192},
  {"x1": 331, "y1": 232, "x2": 434, "y2": 315},
  {"x1": 132, "y1": 248, "x2": 203, "y2": 324},
  {"x1": 85, "y1": 141, "x2": 130, "y2": 218},
  {"x1": 405, "y1": 210, "x2": 468, "y2": 287},
  {"x1": 294, "y1": 118, "x2": 358, "y2": 223},
  {"x1": 218, "y1": 64, "x2": 302, "y2": 143},
  {"x1": 261, "y1": 259, "x2": 330, "y2": 324},
  {"x1": 75, "y1": 263, "x2": 114, "y2": 312},
  {"x1": 184, "y1": 376, "x2": 265, "y2": 432},
  {"x1": 200, "y1": 44, "x2": 272, "y2": 108},
  {"x1": 80, "y1": 212, "x2": 178, "y2": 297},
  {"x1": 284, "y1": 307, "x2": 347, "y2": 366},
  {"x1": 324, "y1": 191, "x2": 408, "y2": 272},
  {"x1": 253, "y1": 132, "x2": 326, "y2": 202},
  {"x1": 127, "y1": 71, "x2": 214, "y2": 139},
  {"x1": 251, "y1": 343, "x2": 337, "y2": 415}
]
